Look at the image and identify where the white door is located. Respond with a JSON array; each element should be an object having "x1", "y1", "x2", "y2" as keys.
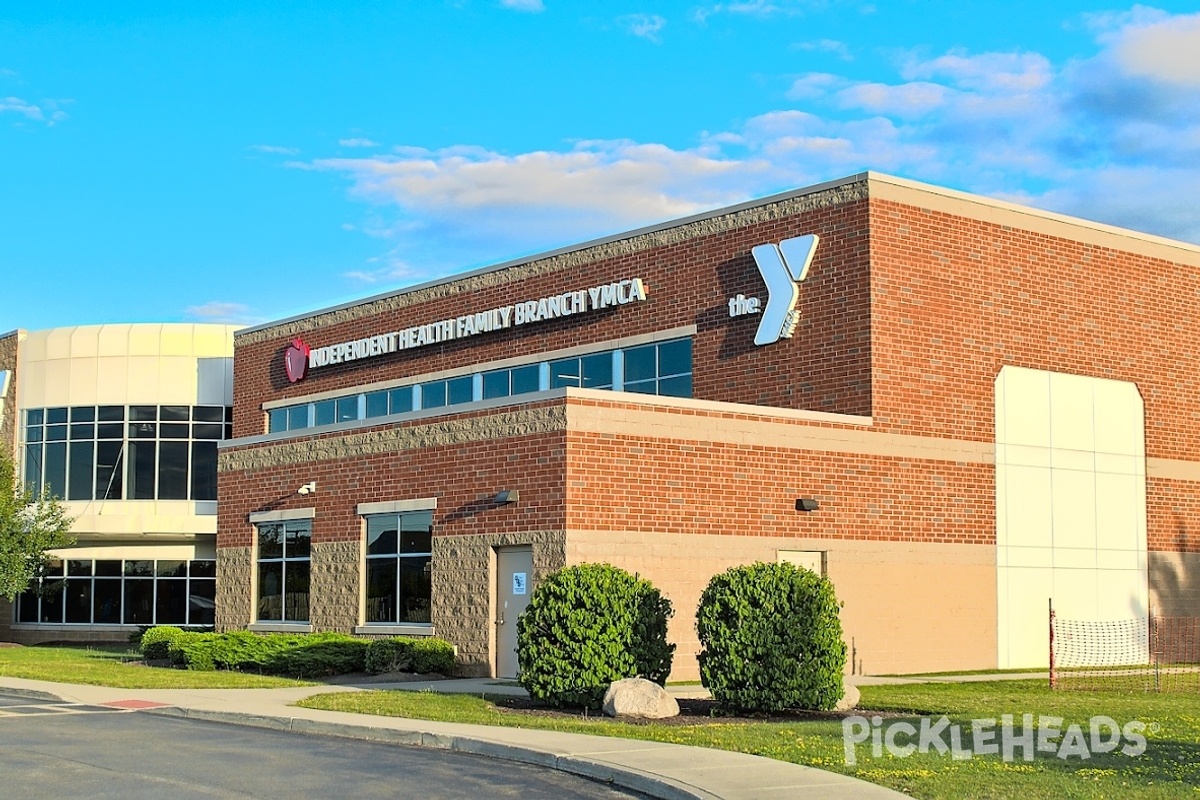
[{"x1": 495, "y1": 547, "x2": 533, "y2": 679}]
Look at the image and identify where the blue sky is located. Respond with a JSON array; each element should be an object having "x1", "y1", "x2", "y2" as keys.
[{"x1": 3, "y1": 1, "x2": 1199, "y2": 331}]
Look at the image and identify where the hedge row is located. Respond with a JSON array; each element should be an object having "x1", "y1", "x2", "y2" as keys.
[{"x1": 139, "y1": 628, "x2": 455, "y2": 678}]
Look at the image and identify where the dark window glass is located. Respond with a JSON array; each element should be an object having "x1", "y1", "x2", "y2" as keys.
[
  {"x1": 365, "y1": 391, "x2": 388, "y2": 418},
  {"x1": 27, "y1": 409, "x2": 44, "y2": 425},
  {"x1": 46, "y1": 424, "x2": 67, "y2": 442},
  {"x1": 400, "y1": 512, "x2": 433, "y2": 554},
  {"x1": 189, "y1": 579, "x2": 216, "y2": 625},
  {"x1": 624, "y1": 380, "x2": 657, "y2": 395},
  {"x1": 421, "y1": 381, "x2": 446, "y2": 409},
  {"x1": 69, "y1": 423, "x2": 94, "y2": 440},
  {"x1": 336, "y1": 396, "x2": 358, "y2": 422},
  {"x1": 129, "y1": 422, "x2": 157, "y2": 438},
  {"x1": 366, "y1": 559, "x2": 397, "y2": 623},
  {"x1": 257, "y1": 562, "x2": 284, "y2": 621},
  {"x1": 97, "y1": 405, "x2": 124, "y2": 422},
  {"x1": 287, "y1": 405, "x2": 308, "y2": 430},
  {"x1": 68, "y1": 441, "x2": 94, "y2": 500},
  {"x1": 46, "y1": 407, "x2": 68, "y2": 424},
  {"x1": 156, "y1": 580, "x2": 188, "y2": 624},
  {"x1": 158, "y1": 442, "x2": 188, "y2": 500},
  {"x1": 285, "y1": 521, "x2": 311, "y2": 558},
  {"x1": 194, "y1": 407, "x2": 224, "y2": 422},
  {"x1": 40, "y1": 584, "x2": 64, "y2": 623},
  {"x1": 93, "y1": 580, "x2": 122, "y2": 623},
  {"x1": 123, "y1": 579, "x2": 154, "y2": 624},
  {"x1": 160, "y1": 423, "x2": 189, "y2": 439},
  {"x1": 17, "y1": 589, "x2": 39, "y2": 622},
  {"x1": 284, "y1": 561, "x2": 310, "y2": 622},
  {"x1": 129, "y1": 441, "x2": 156, "y2": 499},
  {"x1": 399, "y1": 557, "x2": 432, "y2": 623},
  {"x1": 95, "y1": 441, "x2": 124, "y2": 500},
  {"x1": 191, "y1": 441, "x2": 217, "y2": 501},
  {"x1": 24, "y1": 443, "x2": 42, "y2": 490},
  {"x1": 658, "y1": 375, "x2": 693, "y2": 398},
  {"x1": 94, "y1": 560, "x2": 122, "y2": 577},
  {"x1": 447, "y1": 376, "x2": 473, "y2": 405},
  {"x1": 581, "y1": 353, "x2": 613, "y2": 388},
  {"x1": 25, "y1": 425, "x2": 42, "y2": 443},
  {"x1": 550, "y1": 359, "x2": 581, "y2": 389},
  {"x1": 157, "y1": 560, "x2": 187, "y2": 578},
  {"x1": 511, "y1": 365, "x2": 540, "y2": 395},
  {"x1": 268, "y1": 408, "x2": 287, "y2": 433},
  {"x1": 258, "y1": 523, "x2": 284, "y2": 559},
  {"x1": 623, "y1": 345, "x2": 657, "y2": 383},
  {"x1": 366, "y1": 516, "x2": 398, "y2": 556},
  {"x1": 389, "y1": 388, "x2": 413, "y2": 414},
  {"x1": 67, "y1": 560, "x2": 92, "y2": 577},
  {"x1": 314, "y1": 400, "x2": 335, "y2": 426},
  {"x1": 125, "y1": 560, "x2": 154, "y2": 577},
  {"x1": 44, "y1": 560, "x2": 64, "y2": 577},
  {"x1": 226, "y1": 407, "x2": 234, "y2": 423},
  {"x1": 190, "y1": 560, "x2": 216, "y2": 578},
  {"x1": 65, "y1": 580, "x2": 92, "y2": 623},
  {"x1": 44, "y1": 442, "x2": 67, "y2": 499},
  {"x1": 70, "y1": 406, "x2": 96, "y2": 422},
  {"x1": 658, "y1": 339, "x2": 692, "y2": 376},
  {"x1": 193, "y1": 423, "x2": 223, "y2": 440},
  {"x1": 482, "y1": 370, "x2": 509, "y2": 399},
  {"x1": 160, "y1": 406, "x2": 189, "y2": 421},
  {"x1": 129, "y1": 406, "x2": 157, "y2": 421},
  {"x1": 97, "y1": 423, "x2": 123, "y2": 439}
]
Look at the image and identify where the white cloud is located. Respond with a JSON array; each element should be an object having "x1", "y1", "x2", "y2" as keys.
[
  {"x1": 185, "y1": 302, "x2": 261, "y2": 325},
  {"x1": 250, "y1": 144, "x2": 300, "y2": 155},
  {"x1": 617, "y1": 14, "x2": 666, "y2": 43},
  {"x1": 835, "y1": 81, "x2": 950, "y2": 117},
  {"x1": 785, "y1": 72, "x2": 844, "y2": 100},
  {"x1": 1, "y1": 96, "x2": 44, "y2": 120},
  {"x1": 501, "y1": 0, "x2": 544, "y2": 11},
  {"x1": 339, "y1": 138, "x2": 380, "y2": 148},
  {"x1": 794, "y1": 39, "x2": 852, "y2": 60},
  {"x1": 1106, "y1": 11, "x2": 1200, "y2": 87}
]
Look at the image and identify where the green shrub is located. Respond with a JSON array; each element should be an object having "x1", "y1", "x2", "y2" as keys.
[
  {"x1": 409, "y1": 638, "x2": 455, "y2": 674},
  {"x1": 696, "y1": 561, "x2": 846, "y2": 713},
  {"x1": 264, "y1": 636, "x2": 368, "y2": 678},
  {"x1": 516, "y1": 563, "x2": 674, "y2": 709},
  {"x1": 139, "y1": 626, "x2": 185, "y2": 661},
  {"x1": 169, "y1": 631, "x2": 216, "y2": 671}
]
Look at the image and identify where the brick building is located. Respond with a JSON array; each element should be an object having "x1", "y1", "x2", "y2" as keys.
[{"x1": 218, "y1": 172, "x2": 1200, "y2": 679}]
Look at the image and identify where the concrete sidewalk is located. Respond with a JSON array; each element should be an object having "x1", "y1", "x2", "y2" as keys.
[{"x1": 0, "y1": 675, "x2": 905, "y2": 800}]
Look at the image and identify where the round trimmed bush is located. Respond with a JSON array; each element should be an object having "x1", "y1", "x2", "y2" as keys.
[
  {"x1": 516, "y1": 563, "x2": 674, "y2": 709},
  {"x1": 139, "y1": 626, "x2": 185, "y2": 661},
  {"x1": 696, "y1": 561, "x2": 846, "y2": 713}
]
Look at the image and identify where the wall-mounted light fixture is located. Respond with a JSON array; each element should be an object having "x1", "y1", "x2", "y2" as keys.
[
  {"x1": 297, "y1": 481, "x2": 317, "y2": 496},
  {"x1": 495, "y1": 489, "x2": 520, "y2": 504},
  {"x1": 795, "y1": 498, "x2": 819, "y2": 512}
]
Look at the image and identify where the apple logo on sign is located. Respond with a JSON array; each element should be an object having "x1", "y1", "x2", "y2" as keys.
[{"x1": 284, "y1": 338, "x2": 311, "y2": 383}]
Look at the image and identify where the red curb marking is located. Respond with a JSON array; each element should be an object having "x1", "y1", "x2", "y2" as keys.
[{"x1": 101, "y1": 700, "x2": 172, "y2": 709}]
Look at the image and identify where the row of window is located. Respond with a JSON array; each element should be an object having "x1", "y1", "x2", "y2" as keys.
[
  {"x1": 16, "y1": 559, "x2": 217, "y2": 626},
  {"x1": 269, "y1": 338, "x2": 693, "y2": 433},
  {"x1": 22, "y1": 405, "x2": 231, "y2": 501},
  {"x1": 257, "y1": 512, "x2": 432, "y2": 626}
]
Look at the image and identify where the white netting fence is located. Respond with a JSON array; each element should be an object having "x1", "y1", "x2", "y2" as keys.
[{"x1": 1051, "y1": 605, "x2": 1200, "y2": 692}]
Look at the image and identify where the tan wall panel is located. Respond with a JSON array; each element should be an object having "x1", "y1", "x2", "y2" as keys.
[
  {"x1": 566, "y1": 531, "x2": 996, "y2": 680},
  {"x1": 1149, "y1": 551, "x2": 1200, "y2": 615}
]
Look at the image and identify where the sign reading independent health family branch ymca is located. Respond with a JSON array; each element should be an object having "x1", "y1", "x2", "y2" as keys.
[{"x1": 290, "y1": 278, "x2": 648, "y2": 380}]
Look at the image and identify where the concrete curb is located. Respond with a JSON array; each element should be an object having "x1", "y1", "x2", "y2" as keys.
[
  {"x1": 145, "y1": 705, "x2": 717, "y2": 800},
  {"x1": 0, "y1": 686, "x2": 71, "y2": 703}
]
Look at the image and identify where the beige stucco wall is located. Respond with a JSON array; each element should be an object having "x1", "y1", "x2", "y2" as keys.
[
  {"x1": 1149, "y1": 551, "x2": 1200, "y2": 616},
  {"x1": 566, "y1": 530, "x2": 997, "y2": 680}
]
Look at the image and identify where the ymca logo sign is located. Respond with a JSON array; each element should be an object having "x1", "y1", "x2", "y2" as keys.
[{"x1": 728, "y1": 234, "x2": 820, "y2": 346}]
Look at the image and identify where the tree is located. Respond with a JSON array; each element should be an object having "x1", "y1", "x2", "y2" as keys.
[{"x1": 0, "y1": 448, "x2": 74, "y2": 601}]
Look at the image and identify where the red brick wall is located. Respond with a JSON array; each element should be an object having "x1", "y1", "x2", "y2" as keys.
[
  {"x1": 868, "y1": 199, "x2": 1200, "y2": 462},
  {"x1": 231, "y1": 198, "x2": 873, "y2": 438}
]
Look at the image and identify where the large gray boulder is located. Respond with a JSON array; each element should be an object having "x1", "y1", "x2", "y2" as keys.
[
  {"x1": 836, "y1": 681, "x2": 861, "y2": 711},
  {"x1": 602, "y1": 677, "x2": 680, "y2": 719}
]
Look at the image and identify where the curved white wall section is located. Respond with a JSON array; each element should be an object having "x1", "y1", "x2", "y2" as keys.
[
  {"x1": 995, "y1": 366, "x2": 1149, "y2": 668},
  {"x1": 16, "y1": 323, "x2": 238, "y2": 542}
]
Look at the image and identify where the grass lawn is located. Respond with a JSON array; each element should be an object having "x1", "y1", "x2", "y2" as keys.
[
  {"x1": 298, "y1": 681, "x2": 1200, "y2": 799},
  {"x1": 0, "y1": 644, "x2": 311, "y2": 689}
]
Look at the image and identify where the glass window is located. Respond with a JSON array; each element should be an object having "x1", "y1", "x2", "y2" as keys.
[
  {"x1": 447, "y1": 376, "x2": 473, "y2": 405},
  {"x1": 364, "y1": 511, "x2": 433, "y2": 625},
  {"x1": 95, "y1": 442, "x2": 124, "y2": 500},
  {"x1": 129, "y1": 421, "x2": 157, "y2": 439},
  {"x1": 257, "y1": 520, "x2": 311, "y2": 622},
  {"x1": 623, "y1": 344, "x2": 657, "y2": 383},
  {"x1": 70, "y1": 407, "x2": 95, "y2": 423},
  {"x1": 44, "y1": 442, "x2": 66, "y2": 499},
  {"x1": 336, "y1": 396, "x2": 358, "y2": 422},
  {"x1": 97, "y1": 406, "x2": 125, "y2": 422},
  {"x1": 46, "y1": 424, "x2": 67, "y2": 442},
  {"x1": 268, "y1": 408, "x2": 288, "y2": 433},
  {"x1": 129, "y1": 406, "x2": 156, "y2": 421},
  {"x1": 511, "y1": 364, "x2": 540, "y2": 395},
  {"x1": 23, "y1": 443, "x2": 41, "y2": 490},
  {"x1": 68, "y1": 441, "x2": 94, "y2": 500},
  {"x1": 97, "y1": 423, "x2": 123, "y2": 439},
  {"x1": 46, "y1": 407, "x2": 68, "y2": 424},
  {"x1": 365, "y1": 391, "x2": 388, "y2": 418},
  {"x1": 193, "y1": 423, "x2": 223, "y2": 440},
  {"x1": 421, "y1": 381, "x2": 447, "y2": 409},
  {"x1": 581, "y1": 352, "x2": 614, "y2": 388},
  {"x1": 287, "y1": 405, "x2": 309, "y2": 430},
  {"x1": 93, "y1": 580, "x2": 122, "y2": 623},
  {"x1": 69, "y1": 423, "x2": 95, "y2": 440},
  {"x1": 27, "y1": 409, "x2": 45, "y2": 426},
  {"x1": 160, "y1": 423, "x2": 189, "y2": 439},
  {"x1": 193, "y1": 407, "x2": 224, "y2": 422},
  {"x1": 314, "y1": 400, "x2": 335, "y2": 426},
  {"x1": 389, "y1": 387, "x2": 413, "y2": 414},
  {"x1": 160, "y1": 406, "x2": 189, "y2": 421},
  {"x1": 482, "y1": 370, "x2": 509, "y2": 400},
  {"x1": 129, "y1": 441, "x2": 157, "y2": 499},
  {"x1": 550, "y1": 358, "x2": 581, "y2": 389},
  {"x1": 191, "y1": 442, "x2": 217, "y2": 501}
]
